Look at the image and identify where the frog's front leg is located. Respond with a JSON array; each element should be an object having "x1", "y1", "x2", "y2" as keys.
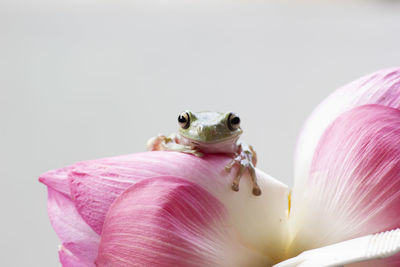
[
  {"x1": 225, "y1": 142, "x2": 261, "y2": 196},
  {"x1": 147, "y1": 134, "x2": 203, "y2": 157}
]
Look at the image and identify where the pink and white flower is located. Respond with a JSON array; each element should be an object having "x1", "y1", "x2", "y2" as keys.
[
  {"x1": 40, "y1": 152, "x2": 289, "y2": 266},
  {"x1": 289, "y1": 67, "x2": 400, "y2": 266},
  {"x1": 40, "y1": 67, "x2": 400, "y2": 266}
]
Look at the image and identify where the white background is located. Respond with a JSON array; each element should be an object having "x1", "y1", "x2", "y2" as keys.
[{"x1": 1, "y1": 0, "x2": 400, "y2": 266}]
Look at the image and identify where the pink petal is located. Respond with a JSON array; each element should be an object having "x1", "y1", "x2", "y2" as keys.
[
  {"x1": 59, "y1": 246, "x2": 89, "y2": 267},
  {"x1": 39, "y1": 165, "x2": 76, "y2": 197},
  {"x1": 68, "y1": 151, "x2": 289, "y2": 260},
  {"x1": 96, "y1": 176, "x2": 269, "y2": 267},
  {"x1": 68, "y1": 152, "x2": 232, "y2": 234},
  {"x1": 295, "y1": 67, "x2": 400, "y2": 193},
  {"x1": 47, "y1": 188, "x2": 100, "y2": 267},
  {"x1": 289, "y1": 105, "x2": 400, "y2": 265},
  {"x1": 41, "y1": 151, "x2": 289, "y2": 264}
]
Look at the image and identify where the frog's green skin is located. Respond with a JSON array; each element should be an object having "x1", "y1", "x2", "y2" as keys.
[
  {"x1": 177, "y1": 111, "x2": 242, "y2": 154},
  {"x1": 179, "y1": 111, "x2": 242, "y2": 143},
  {"x1": 147, "y1": 110, "x2": 261, "y2": 196}
]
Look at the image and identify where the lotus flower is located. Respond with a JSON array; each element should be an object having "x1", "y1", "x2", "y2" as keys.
[
  {"x1": 40, "y1": 67, "x2": 400, "y2": 266},
  {"x1": 40, "y1": 153, "x2": 290, "y2": 266},
  {"x1": 288, "y1": 67, "x2": 400, "y2": 266}
]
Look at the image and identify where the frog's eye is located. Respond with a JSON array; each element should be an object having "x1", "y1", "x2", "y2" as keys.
[
  {"x1": 178, "y1": 112, "x2": 190, "y2": 129},
  {"x1": 227, "y1": 113, "x2": 240, "y2": 130}
]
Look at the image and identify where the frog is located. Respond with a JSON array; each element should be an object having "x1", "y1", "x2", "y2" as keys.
[{"x1": 146, "y1": 111, "x2": 261, "y2": 196}]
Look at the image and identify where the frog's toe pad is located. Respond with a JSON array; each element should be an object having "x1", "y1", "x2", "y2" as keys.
[
  {"x1": 252, "y1": 187, "x2": 262, "y2": 196},
  {"x1": 231, "y1": 183, "x2": 239, "y2": 192}
]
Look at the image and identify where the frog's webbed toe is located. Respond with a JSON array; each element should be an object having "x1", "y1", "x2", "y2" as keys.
[
  {"x1": 147, "y1": 134, "x2": 203, "y2": 157},
  {"x1": 225, "y1": 151, "x2": 261, "y2": 196},
  {"x1": 248, "y1": 166, "x2": 262, "y2": 196}
]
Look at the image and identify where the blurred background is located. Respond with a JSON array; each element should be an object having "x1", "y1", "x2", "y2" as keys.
[{"x1": 1, "y1": 0, "x2": 400, "y2": 266}]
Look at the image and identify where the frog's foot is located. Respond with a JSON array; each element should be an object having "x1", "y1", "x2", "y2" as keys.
[
  {"x1": 147, "y1": 135, "x2": 203, "y2": 157},
  {"x1": 225, "y1": 154, "x2": 261, "y2": 196},
  {"x1": 147, "y1": 135, "x2": 171, "y2": 151}
]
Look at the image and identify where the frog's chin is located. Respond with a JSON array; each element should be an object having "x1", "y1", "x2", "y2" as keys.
[{"x1": 179, "y1": 135, "x2": 240, "y2": 154}]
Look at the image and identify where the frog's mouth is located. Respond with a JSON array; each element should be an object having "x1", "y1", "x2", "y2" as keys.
[
  {"x1": 180, "y1": 134, "x2": 240, "y2": 154},
  {"x1": 182, "y1": 133, "x2": 241, "y2": 145}
]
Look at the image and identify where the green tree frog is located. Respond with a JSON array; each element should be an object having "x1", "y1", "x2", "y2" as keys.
[{"x1": 147, "y1": 111, "x2": 261, "y2": 196}]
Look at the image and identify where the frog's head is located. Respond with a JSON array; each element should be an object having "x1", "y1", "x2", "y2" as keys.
[{"x1": 177, "y1": 110, "x2": 243, "y2": 143}]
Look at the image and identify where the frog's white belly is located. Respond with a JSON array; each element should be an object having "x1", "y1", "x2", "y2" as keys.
[{"x1": 178, "y1": 135, "x2": 239, "y2": 154}]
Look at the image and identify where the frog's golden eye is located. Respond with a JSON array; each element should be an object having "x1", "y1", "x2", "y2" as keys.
[
  {"x1": 227, "y1": 113, "x2": 240, "y2": 130},
  {"x1": 178, "y1": 112, "x2": 190, "y2": 129}
]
